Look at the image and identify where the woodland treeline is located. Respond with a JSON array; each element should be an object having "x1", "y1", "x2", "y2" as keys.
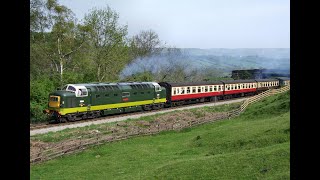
[{"x1": 30, "y1": 0, "x2": 227, "y2": 122}]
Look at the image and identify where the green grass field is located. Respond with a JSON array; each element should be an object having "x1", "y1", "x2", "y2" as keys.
[{"x1": 30, "y1": 91, "x2": 290, "y2": 179}]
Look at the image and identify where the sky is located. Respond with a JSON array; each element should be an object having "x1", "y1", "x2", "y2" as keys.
[{"x1": 59, "y1": 0, "x2": 290, "y2": 49}]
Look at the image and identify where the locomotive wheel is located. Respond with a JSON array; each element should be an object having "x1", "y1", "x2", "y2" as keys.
[
  {"x1": 143, "y1": 105, "x2": 152, "y2": 111},
  {"x1": 58, "y1": 117, "x2": 67, "y2": 123},
  {"x1": 67, "y1": 115, "x2": 76, "y2": 122}
]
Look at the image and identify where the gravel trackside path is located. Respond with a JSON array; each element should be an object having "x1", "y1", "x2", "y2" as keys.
[{"x1": 30, "y1": 98, "x2": 246, "y2": 136}]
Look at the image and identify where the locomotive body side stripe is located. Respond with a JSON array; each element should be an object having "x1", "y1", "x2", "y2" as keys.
[
  {"x1": 50, "y1": 98, "x2": 166, "y2": 115},
  {"x1": 223, "y1": 88, "x2": 256, "y2": 95}
]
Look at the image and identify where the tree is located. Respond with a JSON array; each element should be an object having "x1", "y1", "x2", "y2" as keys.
[
  {"x1": 129, "y1": 29, "x2": 164, "y2": 59},
  {"x1": 83, "y1": 6, "x2": 130, "y2": 82},
  {"x1": 31, "y1": 0, "x2": 85, "y2": 86}
]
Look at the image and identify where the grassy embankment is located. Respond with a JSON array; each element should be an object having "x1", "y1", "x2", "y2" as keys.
[{"x1": 31, "y1": 91, "x2": 290, "y2": 179}]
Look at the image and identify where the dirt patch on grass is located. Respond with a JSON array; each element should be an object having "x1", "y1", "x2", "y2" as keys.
[{"x1": 30, "y1": 109, "x2": 230, "y2": 164}]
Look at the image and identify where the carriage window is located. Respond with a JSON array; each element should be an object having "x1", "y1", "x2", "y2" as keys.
[
  {"x1": 177, "y1": 88, "x2": 180, "y2": 94},
  {"x1": 181, "y1": 87, "x2": 185, "y2": 94},
  {"x1": 173, "y1": 88, "x2": 176, "y2": 95},
  {"x1": 213, "y1": 86, "x2": 217, "y2": 91},
  {"x1": 114, "y1": 94, "x2": 118, "y2": 96},
  {"x1": 218, "y1": 86, "x2": 220, "y2": 91},
  {"x1": 198, "y1": 86, "x2": 201, "y2": 93},
  {"x1": 96, "y1": 94, "x2": 100, "y2": 98},
  {"x1": 192, "y1": 87, "x2": 196, "y2": 93},
  {"x1": 105, "y1": 94, "x2": 109, "y2": 97},
  {"x1": 133, "y1": 92, "x2": 137, "y2": 95},
  {"x1": 187, "y1": 87, "x2": 191, "y2": 93},
  {"x1": 205, "y1": 86, "x2": 208, "y2": 92}
]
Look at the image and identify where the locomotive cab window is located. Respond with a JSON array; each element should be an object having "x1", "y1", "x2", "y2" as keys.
[
  {"x1": 78, "y1": 88, "x2": 88, "y2": 96},
  {"x1": 50, "y1": 96, "x2": 59, "y2": 101},
  {"x1": 67, "y1": 85, "x2": 76, "y2": 92}
]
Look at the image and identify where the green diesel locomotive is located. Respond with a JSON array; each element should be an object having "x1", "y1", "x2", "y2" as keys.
[{"x1": 44, "y1": 82, "x2": 166, "y2": 122}]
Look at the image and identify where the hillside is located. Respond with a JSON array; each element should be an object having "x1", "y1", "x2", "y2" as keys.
[
  {"x1": 121, "y1": 48, "x2": 290, "y2": 77},
  {"x1": 30, "y1": 91, "x2": 290, "y2": 179}
]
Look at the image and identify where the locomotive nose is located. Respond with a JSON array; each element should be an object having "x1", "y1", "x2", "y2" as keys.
[{"x1": 49, "y1": 96, "x2": 61, "y2": 108}]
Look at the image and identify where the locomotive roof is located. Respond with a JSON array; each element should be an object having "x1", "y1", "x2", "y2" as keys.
[
  {"x1": 275, "y1": 77, "x2": 290, "y2": 81},
  {"x1": 70, "y1": 82, "x2": 155, "y2": 87},
  {"x1": 66, "y1": 82, "x2": 156, "y2": 92},
  {"x1": 74, "y1": 82, "x2": 118, "y2": 87},
  {"x1": 163, "y1": 81, "x2": 223, "y2": 87},
  {"x1": 254, "y1": 78, "x2": 279, "y2": 82},
  {"x1": 220, "y1": 79, "x2": 257, "y2": 84}
]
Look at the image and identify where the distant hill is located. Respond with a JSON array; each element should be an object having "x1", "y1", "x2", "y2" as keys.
[{"x1": 181, "y1": 48, "x2": 290, "y2": 72}]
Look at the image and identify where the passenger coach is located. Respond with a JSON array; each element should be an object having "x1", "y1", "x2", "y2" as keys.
[{"x1": 158, "y1": 81, "x2": 224, "y2": 106}]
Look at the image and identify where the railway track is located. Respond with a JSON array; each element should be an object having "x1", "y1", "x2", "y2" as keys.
[{"x1": 30, "y1": 96, "x2": 248, "y2": 131}]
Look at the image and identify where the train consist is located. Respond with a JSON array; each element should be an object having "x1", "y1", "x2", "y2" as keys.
[{"x1": 44, "y1": 77, "x2": 290, "y2": 123}]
